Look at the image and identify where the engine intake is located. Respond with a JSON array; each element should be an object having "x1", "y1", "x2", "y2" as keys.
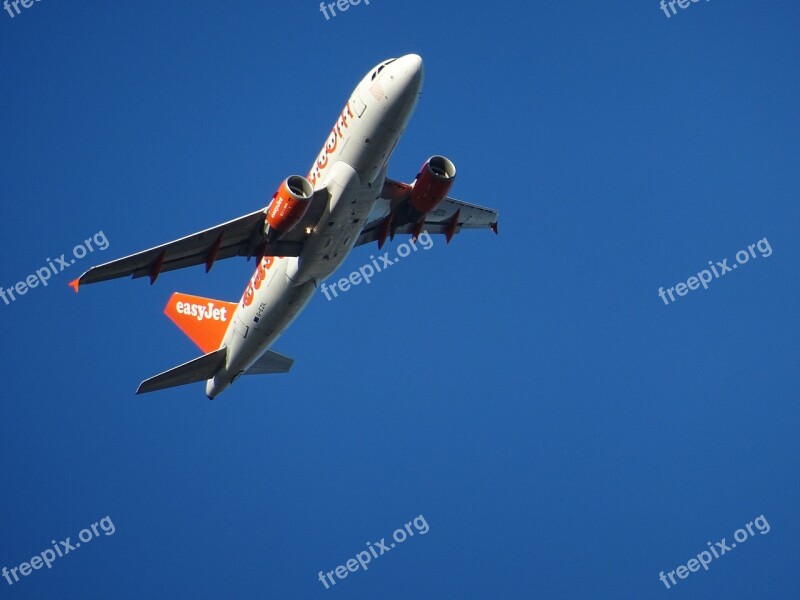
[
  {"x1": 265, "y1": 175, "x2": 315, "y2": 242},
  {"x1": 409, "y1": 156, "x2": 457, "y2": 214}
]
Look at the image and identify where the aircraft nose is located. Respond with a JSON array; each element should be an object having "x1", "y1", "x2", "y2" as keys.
[
  {"x1": 398, "y1": 53, "x2": 424, "y2": 84},
  {"x1": 383, "y1": 53, "x2": 423, "y2": 102}
]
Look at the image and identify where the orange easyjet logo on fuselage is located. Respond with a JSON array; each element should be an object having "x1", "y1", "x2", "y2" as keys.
[
  {"x1": 239, "y1": 101, "x2": 355, "y2": 308},
  {"x1": 242, "y1": 255, "x2": 278, "y2": 307},
  {"x1": 308, "y1": 101, "x2": 354, "y2": 187}
]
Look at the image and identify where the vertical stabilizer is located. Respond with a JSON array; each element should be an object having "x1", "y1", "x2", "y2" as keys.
[{"x1": 164, "y1": 292, "x2": 238, "y2": 353}]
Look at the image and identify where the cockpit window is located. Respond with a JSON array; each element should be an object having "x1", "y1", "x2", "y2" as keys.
[{"x1": 370, "y1": 59, "x2": 397, "y2": 80}]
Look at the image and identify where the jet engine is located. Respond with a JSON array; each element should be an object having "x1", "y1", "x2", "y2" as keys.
[
  {"x1": 264, "y1": 175, "x2": 315, "y2": 242},
  {"x1": 409, "y1": 156, "x2": 457, "y2": 214}
]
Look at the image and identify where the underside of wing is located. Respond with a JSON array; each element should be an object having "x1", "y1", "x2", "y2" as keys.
[
  {"x1": 354, "y1": 178, "x2": 499, "y2": 248},
  {"x1": 73, "y1": 188, "x2": 330, "y2": 290}
]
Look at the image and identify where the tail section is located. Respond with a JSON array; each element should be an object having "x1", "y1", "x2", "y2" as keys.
[
  {"x1": 146, "y1": 293, "x2": 294, "y2": 398},
  {"x1": 164, "y1": 292, "x2": 238, "y2": 354},
  {"x1": 137, "y1": 347, "x2": 227, "y2": 395}
]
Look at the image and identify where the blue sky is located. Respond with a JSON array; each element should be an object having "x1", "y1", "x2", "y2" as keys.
[{"x1": 1, "y1": 0, "x2": 798, "y2": 598}]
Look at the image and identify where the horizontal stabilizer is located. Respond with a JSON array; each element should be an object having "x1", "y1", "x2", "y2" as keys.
[
  {"x1": 137, "y1": 347, "x2": 228, "y2": 394},
  {"x1": 245, "y1": 349, "x2": 294, "y2": 375}
]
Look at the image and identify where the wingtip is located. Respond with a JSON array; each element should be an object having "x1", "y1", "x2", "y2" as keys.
[
  {"x1": 69, "y1": 278, "x2": 81, "y2": 293},
  {"x1": 490, "y1": 222, "x2": 498, "y2": 235}
]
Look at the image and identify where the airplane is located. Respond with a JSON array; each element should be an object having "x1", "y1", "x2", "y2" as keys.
[{"x1": 71, "y1": 54, "x2": 499, "y2": 399}]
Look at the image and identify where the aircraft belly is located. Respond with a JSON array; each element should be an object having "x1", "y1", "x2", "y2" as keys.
[
  {"x1": 289, "y1": 160, "x2": 383, "y2": 284},
  {"x1": 210, "y1": 258, "x2": 310, "y2": 388}
]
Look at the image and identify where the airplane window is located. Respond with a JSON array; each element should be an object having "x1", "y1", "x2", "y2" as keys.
[{"x1": 371, "y1": 59, "x2": 396, "y2": 80}]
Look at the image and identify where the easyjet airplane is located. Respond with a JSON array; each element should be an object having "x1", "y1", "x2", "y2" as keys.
[{"x1": 72, "y1": 54, "x2": 499, "y2": 398}]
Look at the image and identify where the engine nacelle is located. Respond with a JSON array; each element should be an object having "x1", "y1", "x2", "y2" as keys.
[
  {"x1": 409, "y1": 156, "x2": 457, "y2": 214},
  {"x1": 265, "y1": 175, "x2": 315, "y2": 242}
]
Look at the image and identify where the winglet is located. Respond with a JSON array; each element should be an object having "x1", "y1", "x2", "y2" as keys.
[
  {"x1": 69, "y1": 277, "x2": 81, "y2": 293},
  {"x1": 490, "y1": 222, "x2": 498, "y2": 235}
]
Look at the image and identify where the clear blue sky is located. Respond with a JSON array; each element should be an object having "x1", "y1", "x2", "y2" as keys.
[{"x1": 1, "y1": 1, "x2": 798, "y2": 598}]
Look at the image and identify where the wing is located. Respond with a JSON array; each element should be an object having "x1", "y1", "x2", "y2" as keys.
[
  {"x1": 354, "y1": 178, "x2": 498, "y2": 248},
  {"x1": 72, "y1": 188, "x2": 330, "y2": 290}
]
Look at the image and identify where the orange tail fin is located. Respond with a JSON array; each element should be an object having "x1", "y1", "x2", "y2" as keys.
[{"x1": 164, "y1": 292, "x2": 238, "y2": 354}]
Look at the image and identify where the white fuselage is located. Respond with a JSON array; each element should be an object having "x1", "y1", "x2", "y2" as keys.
[{"x1": 206, "y1": 54, "x2": 424, "y2": 398}]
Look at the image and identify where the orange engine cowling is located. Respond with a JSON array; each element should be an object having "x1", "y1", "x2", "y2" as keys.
[
  {"x1": 409, "y1": 156, "x2": 457, "y2": 214},
  {"x1": 265, "y1": 175, "x2": 315, "y2": 242}
]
